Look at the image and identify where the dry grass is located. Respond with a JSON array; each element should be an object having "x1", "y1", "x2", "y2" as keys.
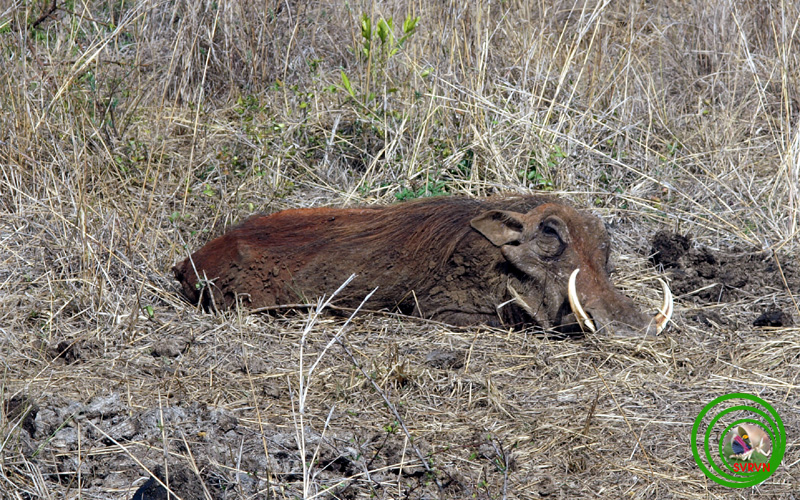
[{"x1": 1, "y1": 0, "x2": 799, "y2": 498}]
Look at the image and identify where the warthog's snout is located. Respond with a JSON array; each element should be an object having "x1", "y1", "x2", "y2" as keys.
[{"x1": 568, "y1": 268, "x2": 673, "y2": 336}]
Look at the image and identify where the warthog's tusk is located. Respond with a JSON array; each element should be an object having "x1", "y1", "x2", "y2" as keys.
[
  {"x1": 568, "y1": 269, "x2": 596, "y2": 332},
  {"x1": 655, "y1": 278, "x2": 673, "y2": 334},
  {"x1": 507, "y1": 282, "x2": 537, "y2": 318},
  {"x1": 569, "y1": 269, "x2": 673, "y2": 335}
]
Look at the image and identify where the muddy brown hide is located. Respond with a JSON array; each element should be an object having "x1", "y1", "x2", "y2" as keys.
[{"x1": 173, "y1": 196, "x2": 657, "y2": 335}]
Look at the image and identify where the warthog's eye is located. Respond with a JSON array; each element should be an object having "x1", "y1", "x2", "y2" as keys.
[
  {"x1": 541, "y1": 223, "x2": 559, "y2": 238},
  {"x1": 535, "y1": 219, "x2": 566, "y2": 258}
]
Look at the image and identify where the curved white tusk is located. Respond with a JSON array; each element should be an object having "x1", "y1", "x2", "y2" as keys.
[
  {"x1": 568, "y1": 269, "x2": 596, "y2": 332},
  {"x1": 654, "y1": 278, "x2": 673, "y2": 334}
]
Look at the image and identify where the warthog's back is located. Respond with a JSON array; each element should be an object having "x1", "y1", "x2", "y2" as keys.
[{"x1": 174, "y1": 196, "x2": 550, "y2": 321}]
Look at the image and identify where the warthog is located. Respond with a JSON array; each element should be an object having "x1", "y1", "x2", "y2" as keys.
[{"x1": 174, "y1": 196, "x2": 672, "y2": 335}]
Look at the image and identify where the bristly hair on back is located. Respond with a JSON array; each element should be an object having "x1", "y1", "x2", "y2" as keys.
[{"x1": 324, "y1": 195, "x2": 556, "y2": 266}]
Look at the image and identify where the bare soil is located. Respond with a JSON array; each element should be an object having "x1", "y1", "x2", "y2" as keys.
[{"x1": 651, "y1": 231, "x2": 798, "y2": 329}]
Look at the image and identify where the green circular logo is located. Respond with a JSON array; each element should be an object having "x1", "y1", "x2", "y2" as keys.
[{"x1": 691, "y1": 393, "x2": 785, "y2": 487}]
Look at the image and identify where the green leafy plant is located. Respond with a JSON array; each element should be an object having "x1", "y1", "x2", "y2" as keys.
[
  {"x1": 520, "y1": 146, "x2": 562, "y2": 190},
  {"x1": 395, "y1": 179, "x2": 448, "y2": 201},
  {"x1": 340, "y1": 12, "x2": 420, "y2": 108}
]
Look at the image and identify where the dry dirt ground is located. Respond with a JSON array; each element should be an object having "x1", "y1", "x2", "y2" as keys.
[
  {"x1": 1, "y1": 0, "x2": 800, "y2": 499},
  {"x1": 2, "y1": 226, "x2": 797, "y2": 499}
]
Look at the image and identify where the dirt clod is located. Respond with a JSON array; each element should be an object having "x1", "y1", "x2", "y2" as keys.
[
  {"x1": 152, "y1": 338, "x2": 189, "y2": 358},
  {"x1": 650, "y1": 232, "x2": 799, "y2": 315},
  {"x1": 650, "y1": 231, "x2": 691, "y2": 268},
  {"x1": 753, "y1": 309, "x2": 794, "y2": 327},
  {"x1": 425, "y1": 349, "x2": 465, "y2": 369},
  {"x1": 3, "y1": 395, "x2": 38, "y2": 437},
  {"x1": 130, "y1": 465, "x2": 221, "y2": 500}
]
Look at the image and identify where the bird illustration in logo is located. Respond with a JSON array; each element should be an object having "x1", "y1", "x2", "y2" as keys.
[
  {"x1": 724, "y1": 424, "x2": 771, "y2": 461},
  {"x1": 731, "y1": 429, "x2": 754, "y2": 460}
]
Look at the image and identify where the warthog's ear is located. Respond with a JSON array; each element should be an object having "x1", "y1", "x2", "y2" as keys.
[{"x1": 470, "y1": 210, "x2": 525, "y2": 246}]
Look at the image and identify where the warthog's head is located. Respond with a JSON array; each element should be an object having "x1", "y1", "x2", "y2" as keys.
[{"x1": 471, "y1": 203, "x2": 672, "y2": 336}]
